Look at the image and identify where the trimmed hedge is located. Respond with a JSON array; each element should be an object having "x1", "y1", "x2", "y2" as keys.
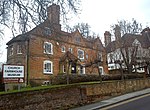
[{"x1": 50, "y1": 73, "x2": 144, "y2": 85}]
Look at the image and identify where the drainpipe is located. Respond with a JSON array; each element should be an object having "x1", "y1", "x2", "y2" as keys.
[{"x1": 26, "y1": 38, "x2": 30, "y2": 86}]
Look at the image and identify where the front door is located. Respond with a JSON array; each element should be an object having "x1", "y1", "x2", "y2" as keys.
[{"x1": 71, "y1": 63, "x2": 76, "y2": 74}]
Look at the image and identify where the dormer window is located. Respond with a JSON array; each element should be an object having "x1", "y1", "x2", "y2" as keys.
[
  {"x1": 75, "y1": 37, "x2": 81, "y2": 44},
  {"x1": 44, "y1": 27, "x2": 51, "y2": 35}
]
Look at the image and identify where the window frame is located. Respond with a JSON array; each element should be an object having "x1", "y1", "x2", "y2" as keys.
[
  {"x1": 43, "y1": 60, "x2": 53, "y2": 74},
  {"x1": 44, "y1": 42, "x2": 53, "y2": 54},
  {"x1": 63, "y1": 65, "x2": 66, "y2": 73},
  {"x1": 44, "y1": 27, "x2": 51, "y2": 35},
  {"x1": 99, "y1": 66, "x2": 103, "y2": 75},
  {"x1": 86, "y1": 54, "x2": 88, "y2": 59},
  {"x1": 98, "y1": 52, "x2": 103, "y2": 61},
  {"x1": 78, "y1": 49, "x2": 84, "y2": 60},
  {"x1": 17, "y1": 44, "x2": 22, "y2": 54},
  {"x1": 68, "y1": 48, "x2": 73, "y2": 53},
  {"x1": 75, "y1": 37, "x2": 81, "y2": 43},
  {"x1": 8, "y1": 45, "x2": 13, "y2": 56},
  {"x1": 80, "y1": 66, "x2": 85, "y2": 74},
  {"x1": 61, "y1": 46, "x2": 66, "y2": 53}
]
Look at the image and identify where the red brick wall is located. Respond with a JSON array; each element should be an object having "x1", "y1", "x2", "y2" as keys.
[
  {"x1": 7, "y1": 32, "x2": 108, "y2": 85},
  {"x1": 0, "y1": 79, "x2": 150, "y2": 110}
]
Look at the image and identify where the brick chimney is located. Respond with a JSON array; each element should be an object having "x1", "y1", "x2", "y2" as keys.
[
  {"x1": 114, "y1": 25, "x2": 121, "y2": 40},
  {"x1": 47, "y1": 4, "x2": 61, "y2": 31},
  {"x1": 104, "y1": 31, "x2": 111, "y2": 47}
]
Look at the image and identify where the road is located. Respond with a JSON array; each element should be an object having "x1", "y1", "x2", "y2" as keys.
[{"x1": 100, "y1": 93, "x2": 150, "y2": 110}]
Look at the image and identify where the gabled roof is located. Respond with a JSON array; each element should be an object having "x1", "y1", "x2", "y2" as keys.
[
  {"x1": 105, "y1": 40, "x2": 117, "y2": 53},
  {"x1": 70, "y1": 29, "x2": 85, "y2": 43},
  {"x1": 60, "y1": 51, "x2": 80, "y2": 63},
  {"x1": 6, "y1": 33, "x2": 29, "y2": 45},
  {"x1": 70, "y1": 29, "x2": 80, "y2": 36},
  {"x1": 121, "y1": 33, "x2": 139, "y2": 47},
  {"x1": 94, "y1": 37, "x2": 104, "y2": 51},
  {"x1": 105, "y1": 33, "x2": 150, "y2": 53},
  {"x1": 138, "y1": 32, "x2": 150, "y2": 48},
  {"x1": 6, "y1": 19, "x2": 104, "y2": 51},
  {"x1": 6, "y1": 19, "x2": 62, "y2": 45}
]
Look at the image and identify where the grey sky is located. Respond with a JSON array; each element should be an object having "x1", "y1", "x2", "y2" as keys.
[
  {"x1": 68, "y1": 0, "x2": 150, "y2": 38},
  {"x1": 0, "y1": 0, "x2": 150, "y2": 62}
]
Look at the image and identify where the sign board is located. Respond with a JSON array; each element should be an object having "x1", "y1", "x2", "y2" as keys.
[{"x1": 2, "y1": 65, "x2": 25, "y2": 83}]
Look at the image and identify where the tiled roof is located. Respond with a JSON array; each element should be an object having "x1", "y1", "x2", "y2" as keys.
[
  {"x1": 121, "y1": 33, "x2": 139, "y2": 47},
  {"x1": 106, "y1": 32, "x2": 150, "y2": 53},
  {"x1": 6, "y1": 20, "x2": 104, "y2": 51},
  {"x1": 6, "y1": 34, "x2": 29, "y2": 45},
  {"x1": 105, "y1": 40, "x2": 117, "y2": 53},
  {"x1": 139, "y1": 32, "x2": 150, "y2": 48}
]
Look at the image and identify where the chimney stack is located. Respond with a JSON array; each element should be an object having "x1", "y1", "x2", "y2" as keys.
[
  {"x1": 114, "y1": 25, "x2": 121, "y2": 40},
  {"x1": 47, "y1": 4, "x2": 61, "y2": 31},
  {"x1": 104, "y1": 31, "x2": 111, "y2": 47}
]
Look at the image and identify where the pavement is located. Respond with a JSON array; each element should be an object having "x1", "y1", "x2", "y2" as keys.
[{"x1": 71, "y1": 88, "x2": 150, "y2": 110}]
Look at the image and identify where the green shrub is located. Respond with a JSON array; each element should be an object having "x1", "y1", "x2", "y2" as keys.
[
  {"x1": 29, "y1": 72, "x2": 145, "y2": 86},
  {"x1": 50, "y1": 73, "x2": 144, "y2": 85}
]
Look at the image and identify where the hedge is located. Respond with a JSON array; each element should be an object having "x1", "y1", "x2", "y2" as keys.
[{"x1": 49, "y1": 73, "x2": 144, "y2": 85}]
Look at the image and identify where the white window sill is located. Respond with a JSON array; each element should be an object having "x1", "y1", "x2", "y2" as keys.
[
  {"x1": 43, "y1": 72, "x2": 53, "y2": 74},
  {"x1": 17, "y1": 53, "x2": 22, "y2": 54}
]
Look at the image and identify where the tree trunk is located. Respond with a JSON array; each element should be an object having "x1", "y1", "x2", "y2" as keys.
[
  {"x1": 97, "y1": 66, "x2": 102, "y2": 83},
  {"x1": 67, "y1": 62, "x2": 70, "y2": 84},
  {"x1": 143, "y1": 66, "x2": 147, "y2": 79},
  {"x1": 128, "y1": 65, "x2": 132, "y2": 74},
  {"x1": 133, "y1": 64, "x2": 138, "y2": 76},
  {"x1": 120, "y1": 64, "x2": 124, "y2": 80}
]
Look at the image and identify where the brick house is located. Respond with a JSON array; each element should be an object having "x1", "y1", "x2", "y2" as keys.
[
  {"x1": 105, "y1": 25, "x2": 150, "y2": 74},
  {"x1": 6, "y1": 4, "x2": 108, "y2": 85}
]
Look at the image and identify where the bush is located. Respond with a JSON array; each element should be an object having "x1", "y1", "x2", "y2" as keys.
[
  {"x1": 29, "y1": 72, "x2": 145, "y2": 86},
  {"x1": 50, "y1": 73, "x2": 144, "y2": 85},
  {"x1": 0, "y1": 83, "x2": 5, "y2": 91}
]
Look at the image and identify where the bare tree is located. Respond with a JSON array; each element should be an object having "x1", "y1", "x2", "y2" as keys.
[
  {"x1": 120, "y1": 40, "x2": 139, "y2": 74},
  {"x1": 109, "y1": 19, "x2": 143, "y2": 74},
  {"x1": 73, "y1": 23, "x2": 91, "y2": 37},
  {"x1": 0, "y1": 0, "x2": 81, "y2": 36},
  {"x1": 66, "y1": 23, "x2": 91, "y2": 37},
  {"x1": 140, "y1": 28, "x2": 150, "y2": 77},
  {"x1": 59, "y1": 51, "x2": 80, "y2": 84},
  {"x1": 65, "y1": 22, "x2": 101, "y2": 40},
  {"x1": 85, "y1": 46, "x2": 103, "y2": 83},
  {"x1": 111, "y1": 19, "x2": 142, "y2": 36}
]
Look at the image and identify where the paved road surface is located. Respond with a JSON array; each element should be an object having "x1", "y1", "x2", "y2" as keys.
[
  {"x1": 100, "y1": 93, "x2": 150, "y2": 110},
  {"x1": 71, "y1": 88, "x2": 150, "y2": 110}
]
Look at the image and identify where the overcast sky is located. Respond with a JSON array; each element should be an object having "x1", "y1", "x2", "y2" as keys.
[
  {"x1": 69, "y1": 0, "x2": 150, "y2": 38},
  {"x1": 0, "y1": 0, "x2": 150, "y2": 62}
]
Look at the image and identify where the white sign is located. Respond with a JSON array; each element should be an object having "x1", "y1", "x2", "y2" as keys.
[{"x1": 3, "y1": 65, "x2": 24, "y2": 78}]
